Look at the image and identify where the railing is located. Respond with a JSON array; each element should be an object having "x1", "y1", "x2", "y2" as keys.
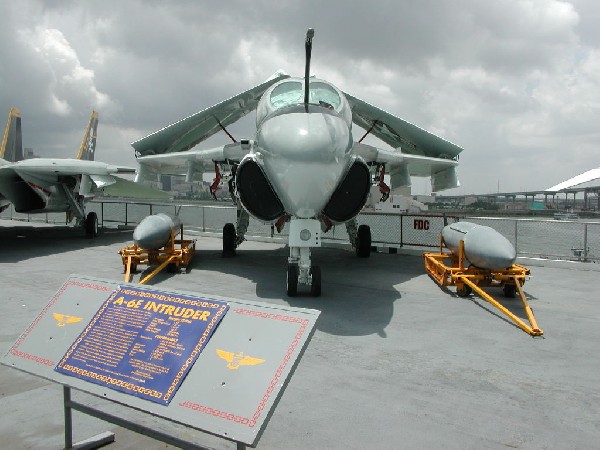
[
  {"x1": 462, "y1": 216, "x2": 599, "y2": 263},
  {"x1": 1, "y1": 200, "x2": 598, "y2": 262}
]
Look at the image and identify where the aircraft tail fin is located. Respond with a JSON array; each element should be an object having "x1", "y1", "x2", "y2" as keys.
[
  {"x1": 0, "y1": 108, "x2": 23, "y2": 162},
  {"x1": 76, "y1": 111, "x2": 98, "y2": 161}
]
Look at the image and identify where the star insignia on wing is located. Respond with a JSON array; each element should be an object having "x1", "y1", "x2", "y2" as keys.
[
  {"x1": 52, "y1": 313, "x2": 83, "y2": 327},
  {"x1": 216, "y1": 349, "x2": 265, "y2": 370}
]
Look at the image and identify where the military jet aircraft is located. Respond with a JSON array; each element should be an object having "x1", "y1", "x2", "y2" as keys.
[
  {"x1": 0, "y1": 108, "x2": 169, "y2": 237},
  {"x1": 132, "y1": 29, "x2": 463, "y2": 296}
]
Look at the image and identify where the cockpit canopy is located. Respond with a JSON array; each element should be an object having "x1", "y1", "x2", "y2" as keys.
[{"x1": 256, "y1": 77, "x2": 352, "y2": 127}]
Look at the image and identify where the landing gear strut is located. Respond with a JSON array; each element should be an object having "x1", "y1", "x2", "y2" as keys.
[
  {"x1": 286, "y1": 218, "x2": 322, "y2": 297},
  {"x1": 61, "y1": 182, "x2": 97, "y2": 238}
]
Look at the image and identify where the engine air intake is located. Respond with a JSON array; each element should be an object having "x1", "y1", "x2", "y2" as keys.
[
  {"x1": 322, "y1": 159, "x2": 370, "y2": 223},
  {"x1": 236, "y1": 159, "x2": 285, "y2": 222}
]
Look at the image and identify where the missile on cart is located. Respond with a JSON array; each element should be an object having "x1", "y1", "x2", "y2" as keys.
[
  {"x1": 441, "y1": 221, "x2": 516, "y2": 270},
  {"x1": 133, "y1": 213, "x2": 182, "y2": 250}
]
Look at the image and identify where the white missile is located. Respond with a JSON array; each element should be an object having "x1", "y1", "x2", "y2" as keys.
[
  {"x1": 441, "y1": 221, "x2": 516, "y2": 270},
  {"x1": 133, "y1": 213, "x2": 182, "y2": 250}
]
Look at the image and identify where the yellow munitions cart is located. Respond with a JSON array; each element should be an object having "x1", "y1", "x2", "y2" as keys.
[
  {"x1": 424, "y1": 237, "x2": 543, "y2": 336},
  {"x1": 118, "y1": 225, "x2": 195, "y2": 284}
]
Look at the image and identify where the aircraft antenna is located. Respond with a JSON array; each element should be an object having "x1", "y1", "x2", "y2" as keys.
[{"x1": 304, "y1": 28, "x2": 314, "y2": 110}]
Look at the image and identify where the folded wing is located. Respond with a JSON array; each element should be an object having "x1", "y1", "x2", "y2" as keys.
[
  {"x1": 346, "y1": 93, "x2": 463, "y2": 192},
  {"x1": 345, "y1": 92, "x2": 463, "y2": 159},
  {"x1": 132, "y1": 71, "x2": 289, "y2": 157}
]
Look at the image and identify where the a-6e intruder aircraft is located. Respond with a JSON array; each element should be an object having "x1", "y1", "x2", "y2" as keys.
[
  {"x1": 0, "y1": 108, "x2": 169, "y2": 237},
  {"x1": 133, "y1": 29, "x2": 463, "y2": 296}
]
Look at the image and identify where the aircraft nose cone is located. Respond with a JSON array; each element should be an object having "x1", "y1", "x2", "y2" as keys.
[{"x1": 257, "y1": 112, "x2": 351, "y2": 162}]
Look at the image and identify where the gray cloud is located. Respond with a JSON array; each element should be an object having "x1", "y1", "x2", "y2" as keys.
[{"x1": 0, "y1": 0, "x2": 598, "y2": 194}]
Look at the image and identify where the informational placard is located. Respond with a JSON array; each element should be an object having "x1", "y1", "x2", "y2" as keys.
[
  {"x1": 55, "y1": 286, "x2": 229, "y2": 405},
  {"x1": 2, "y1": 275, "x2": 320, "y2": 446}
]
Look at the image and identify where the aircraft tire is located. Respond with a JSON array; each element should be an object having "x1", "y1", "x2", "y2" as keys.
[
  {"x1": 222, "y1": 223, "x2": 236, "y2": 257},
  {"x1": 356, "y1": 224, "x2": 371, "y2": 258},
  {"x1": 85, "y1": 212, "x2": 98, "y2": 238},
  {"x1": 310, "y1": 265, "x2": 321, "y2": 297},
  {"x1": 286, "y1": 264, "x2": 298, "y2": 297}
]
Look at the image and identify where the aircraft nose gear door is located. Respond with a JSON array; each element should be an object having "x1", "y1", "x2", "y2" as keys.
[{"x1": 287, "y1": 218, "x2": 321, "y2": 297}]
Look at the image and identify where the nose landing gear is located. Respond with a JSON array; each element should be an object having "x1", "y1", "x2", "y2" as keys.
[
  {"x1": 286, "y1": 259, "x2": 321, "y2": 297},
  {"x1": 286, "y1": 218, "x2": 322, "y2": 297}
]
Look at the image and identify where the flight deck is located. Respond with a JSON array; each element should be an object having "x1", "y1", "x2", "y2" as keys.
[{"x1": 1, "y1": 219, "x2": 599, "y2": 449}]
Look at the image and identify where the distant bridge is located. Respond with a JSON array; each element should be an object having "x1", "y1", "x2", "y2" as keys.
[{"x1": 437, "y1": 185, "x2": 600, "y2": 211}]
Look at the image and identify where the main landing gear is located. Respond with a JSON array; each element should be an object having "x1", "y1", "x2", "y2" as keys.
[
  {"x1": 71, "y1": 209, "x2": 98, "y2": 238},
  {"x1": 346, "y1": 219, "x2": 371, "y2": 258},
  {"x1": 84, "y1": 211, "x2": 98, "y2": 238},
  {"x1": 62, "y1": 184, "x2": 98, "y2": 238},
  {"x1": 222, "y1": 206, "x2": 249, "y2": 257},
  {"x1": 222, "y1": 222, "x2": 236, "y2": 257}
]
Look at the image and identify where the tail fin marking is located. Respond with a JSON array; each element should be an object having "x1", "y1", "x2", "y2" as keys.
[
  {"x1": 76, "y1": 110, "x2": 98, "y2": 161},
  {"x1": 1, "y1": 108, "x2": 23, "y2": 162}
]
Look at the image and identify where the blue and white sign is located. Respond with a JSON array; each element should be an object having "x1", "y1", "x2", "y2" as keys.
[{"x1": 56, "y1": 286, "x2": 229, "y2": 405}]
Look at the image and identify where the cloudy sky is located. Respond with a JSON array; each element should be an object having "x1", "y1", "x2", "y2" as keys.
[{"x1": 1, "y1": 0, "x2": 598, "y2": 195}]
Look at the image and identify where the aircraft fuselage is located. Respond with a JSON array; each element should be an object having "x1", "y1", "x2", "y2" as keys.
[{"x1": 239, "y1": 77, "x2": 368, "y2": 221}]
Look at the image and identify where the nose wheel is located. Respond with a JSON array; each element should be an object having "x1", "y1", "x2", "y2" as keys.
[
  {"x1": 286, "y1": 263, "x2": 321, "y2": 297},
  {"x1": 310, "y1": 265, "x2": 321, "y2": 297},
  {"x1": 287, "y1": 264, "x2": 299, "y2": 296}
]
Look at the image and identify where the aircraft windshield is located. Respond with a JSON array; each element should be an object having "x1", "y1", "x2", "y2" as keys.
[
  {"x1": 269, "y1": 80, "x2": 342, "y2": 111},
  {"x1": 308, "y1": 82, "x2": 341, "y2": 110},
  {"x1": 257, "y1": 78, "x2": 351, "y2": 126},
  {"x1": 270, "y1": 81, "x2": 303, "y2": 109}
]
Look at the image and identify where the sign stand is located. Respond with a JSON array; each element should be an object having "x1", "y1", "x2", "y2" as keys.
[
  {"x1": 63, "y1": 385, "x2": 217, "y2": 449},
  {"x1": 63, "y1": 386, "x2": 115, "y2": 449}
]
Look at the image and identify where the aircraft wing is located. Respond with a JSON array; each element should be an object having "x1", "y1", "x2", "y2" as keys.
[
  {"x1": 344, "y1": 92, "x2": 463, "y2": 160},
  {"x1": 99, "y1": 176, "x2": 172, "y2": 199},
  {"x1": 136, "y1": 142, "x2": 249, "y2": 182},
  {"x1": 1, "y1": 160, "x2": 170, "y2": 200},
  {"x1": 131, "y1": 71, "x2": 290, "y2": 157},
  {"x1": 352, "y1": 142, "x2": 460, "y2": 192}
]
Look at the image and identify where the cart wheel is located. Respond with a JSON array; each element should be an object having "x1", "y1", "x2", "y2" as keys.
[
  {"x1": 503, "y1": 284, "x2": 516, "y2": 298},
  {"x1": 167, "y1": 262, "x2": 178, "y2": 273},
  {"x1": 457, "y1": 284, "x2": 472, "y2": 297}
]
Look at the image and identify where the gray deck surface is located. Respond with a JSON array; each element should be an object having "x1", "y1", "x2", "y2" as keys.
[{"x1": 1, "y1": 219, "x2": 599, "y2": 449}]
